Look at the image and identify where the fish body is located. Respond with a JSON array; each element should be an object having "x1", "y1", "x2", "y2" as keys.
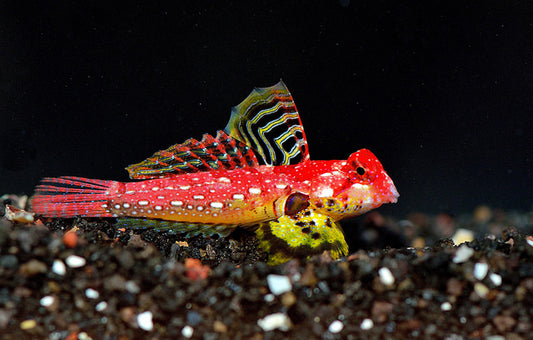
[{"x1": 33, "y1": 81, "x2": 398, "y2": 264}]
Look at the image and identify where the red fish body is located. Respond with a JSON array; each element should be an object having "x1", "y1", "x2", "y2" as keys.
[{"x1": 33, "y1": 81, "x2": 398, "y2": 264}]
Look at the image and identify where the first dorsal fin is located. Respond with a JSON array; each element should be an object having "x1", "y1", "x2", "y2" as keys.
[
  {"x1": 126, "y1": 130, "x2": 259, "y2": 179},
  {"x1": 224, "y1": 80, "x2": 310, "y2": 166}
]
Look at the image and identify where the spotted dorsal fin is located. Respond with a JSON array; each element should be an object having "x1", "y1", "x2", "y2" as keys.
[
  {"x1": 126, "y1": 130, "x2": 259, "y2": 179},
  {"x1": 224, "y1": 80, "x2": 310, "y2": 166}
]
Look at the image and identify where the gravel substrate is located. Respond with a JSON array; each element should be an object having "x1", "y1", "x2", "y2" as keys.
[{"x1": 0, "y1": 196, "x2": 532, "y2": 339}]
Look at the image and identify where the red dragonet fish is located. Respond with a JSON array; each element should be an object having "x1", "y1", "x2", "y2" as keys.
[{"x1": 32, "y1": 81, "x2": 399, "y2": 264}]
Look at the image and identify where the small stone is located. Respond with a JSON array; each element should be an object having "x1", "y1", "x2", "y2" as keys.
[
  {"x1": 489, "y1": 273, "x2": 502, "y2": 286},
  {"x1": 474, "y1": 282, "x2": 489, "y2": 298},
  {"x1": 125, "y1": 281, "x2": 140, "y2": 294},
  {"x1": 182, "y1": 325, "x2": 194, "y2": 338},
  {"x1": 452, "y1": 228, "x2": 474, "y2": 245},
  {"x1": 137, "y1": 311, "x2": 153, "y2": 331},
  {"x1": 281, "y1": 292, "x2": 296, "y2": 307},
  {"x1": 19, "y1": 259, "x2": 47, "y2": 276},
  {"x1": 493, "y1": 315, "x2": 516, "y2": 333},
  {"x1": 264, "y1": 294, "x2": 275, "y2": 302},
  {"x1": 474, "y1": 262, "x2": 489, "y2": 280},
  {"x1": 65, "y1": 255, "x2": 86, "y2": 268},
  {"x1": 360, "y1": 318, "x2": 374, "y2": 330},
  {"x1": 52, "y1": 260, "x2": 66, "y2": 276},
  {"x1": 328, "y1": 320, "x2": 343, "y2": 333},
  {"x1": 95, "y1": 301, "x2": 108, "y2": 312},
  {"x1": 453, "y1": 245, "x2": 474, "y2": 263},
  {"x1": 267, "y1": 274, "x2": 292, "y2": 295},
  {"x1": 526, "y1": 236, "x2": 533, "y2": 247},
  {"x1": 378, "y1": 267, "x2": 395, "y2": 285},
  {"x1": 440, "y1": 302, "x2": 452, "y2": 311},
  {"x1": 85, "y1": 288, "x2": 99, "y2": 299},
  {"x1": 186, "y1": 311, "x2": 202, "y2": 326},
  {"x1": 39, "y1": 295, "x2": 55, "y2": 307},
  {"x1": 213, "y1": 320, "x2": 227, "y2": 333},
  {"x1": 20, "y1": 319, "x2": 37, "y2": 330},
  {"x1": 257, "y1": 313, "x2": 291, "y2": 332}
]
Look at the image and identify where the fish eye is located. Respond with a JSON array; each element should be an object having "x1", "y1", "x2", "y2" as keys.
[
  {"x1": 284, "y1": 192, "x2": 309, "y2": 215},
  {"x1": 356, "y1": 167, "x2": 366, "y2": 176}
]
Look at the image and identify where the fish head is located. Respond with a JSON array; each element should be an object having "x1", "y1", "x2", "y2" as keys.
[{"x1": 310, "y1": 149, "x2": 399, "y2": 220}]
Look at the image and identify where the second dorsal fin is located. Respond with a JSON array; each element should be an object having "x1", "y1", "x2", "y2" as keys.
[{"x1": 126, "y1": 130, "x2": 259, "y2": 179}]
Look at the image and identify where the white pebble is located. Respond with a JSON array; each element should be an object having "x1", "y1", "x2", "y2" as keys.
[
  {"x1": 40, "y1": 295, "x2": 55, "y2": 307},
  {"x1": 526, "y1": 237, "x2": 533, "y2": 247},
  {"x1": 264, "y1": 294, "x2": 275, "y2": 302},
  {"x1": 489, "y1": 273, "x2": 502, "y2": 286},
  {"x1": 440, "y1": 302, "x2": 452, "y2": 311},
  {"x1": 85, "y1": 288, "x2": 99, "y2": 299},
  {"x1": 267, "y1": 274, "x2": 292, "y2": 295},
  {"x1": 257, "y1": 313, "x2": 291, "y2": 332},
  {"x1": 137, "y1": 311, "x2": 153, "y2": 331},
  {"x1": 95, "y1": 301, "x2": 108, "y2": 312},
  {"x1": 473, "y1": 262, "x2": 489, "y2": 280},
  {"x1": 52, "y1": 260, "x2": 66, "y2": 276},
  {"x1": 182, "y1": 325, "x2": 194, "y2": 338},
  {"x1": 378, "y1": 267, "x2": 395, "y2": 285},
  {"x1": 328, "y1": 320, "x2": 344, "y2": 333},
  {"x1": 126, "y1": 281, "x2": 140, "y2": 294},
  {"x1": 360, "y1": 318, "x2": 374, "y2": 330},
  {"x1": 452, "y1": 245, "x2": 474, "y2": 263},
  {"x1": 65, "y1": 255, "x2": 86, "y2": 268}
]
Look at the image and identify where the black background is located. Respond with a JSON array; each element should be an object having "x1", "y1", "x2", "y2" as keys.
[{"x1": 1, "y1": 1, "x2": 532, "y2": 217}]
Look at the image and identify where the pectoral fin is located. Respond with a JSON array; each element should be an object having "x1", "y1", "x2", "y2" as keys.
[{"x1": 255, "y1": 208, "x2": 348, "y2": 265}]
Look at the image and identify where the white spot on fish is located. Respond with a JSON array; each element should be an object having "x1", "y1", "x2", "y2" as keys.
[
  {"x1": 125, "y1": 190, "x2": 136, "y2": 195},
  {"x1": 197, "y1": 206, "x2": 204, "y2": 211},
  {"x1": 151, "y1": 187, "x2": 159, "y2": 191},
  {"x1": 210, "y1": 202, "x2": 224, "y2": 209},
  {"x1": 320, "y1": 172, "x2": 332, "y2": 177},
  {"x1": 187, "y1": 205, "x2": 193, "y2": 210},
  {"x1": 192, "y1": 177, "x2": 199, "y2": 181},
  {"x1": 138, "y1": 200, "x2": 149, "y2": 206},
  {"x1": 157, "y1": 196, "x2": 165, "y2": 199},
  {"x1": 164, "y1": 186, "x2": 174, "y2": 190},
  {"x1": 193, "y1": 195, "x2": 205, "y2": 200},
  {"x1": 101, "y1": 204, "x2": 108, "y2": 208},
  {"x1": 248, "y1": 188, "x2": 261, "y2": 194},
  {"x1": 218, "y1": 177, "x2": 231, "y2": 183},
  {"x1": 154, "y1": 205, "x2": 163, "y2": 211},
  {"x1": 123, "y1": 203, "x2": 130, "y2": 209},
  {"x1": 179, "y1": 185, "x2": 191, "y2": 190},
  {"x1": 318, "y1": 187, "x2": 334, "y2": 198},
  {"x1": 170, "y1": 200, "x2": 183, "y2": 207},
  {"x1": 232, "y1": 193, "x2": 245, "y2": 200},
  {"x1": 209, "y1": 189, "x2": 216, "y2": 193},
  {"x1": 114, "y1": 204, "x2": 120, "y2": 209},
  {"x1": 276, "y1": 183, "x2": 288, "y2": 189},
  {"x1": 265, "y1": 179, "x2": 271, "y2": 183}
]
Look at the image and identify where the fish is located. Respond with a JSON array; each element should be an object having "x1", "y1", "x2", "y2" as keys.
[{"x1": 32, "y1": 81, "x2": 399, "y2": 264}]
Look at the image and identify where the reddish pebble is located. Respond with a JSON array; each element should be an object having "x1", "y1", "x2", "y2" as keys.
[
  {"x1": 63, "y1": 230, "x2": 78, "y2": 248},
  {"x1": 185, "y1": 258, "x2": 210, "y2": 281}
]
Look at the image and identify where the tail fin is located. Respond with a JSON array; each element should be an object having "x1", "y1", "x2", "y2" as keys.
[{"x1": 32, "y1": 176, "x2": 119, "y2": 218}]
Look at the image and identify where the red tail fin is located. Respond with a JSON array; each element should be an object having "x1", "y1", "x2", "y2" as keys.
[{"x1": 32, "y1": 176, "x2": 120, "y2": 218}]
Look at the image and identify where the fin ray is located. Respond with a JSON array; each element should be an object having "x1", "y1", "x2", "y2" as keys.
[
  {"x1": 126, "y1": 131, "x2": 259, "y2": 179},
  {"x1": 116, "y1": 218, "x2": 235, "y2": 237},
  {"x1": 224, "y1": 80, "x2": 309, "y2": 166}
]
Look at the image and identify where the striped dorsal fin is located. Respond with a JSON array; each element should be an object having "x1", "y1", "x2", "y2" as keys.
[
  {"x1": 224, "y1": 80, "x2": 310, "y2": 166},
  {"x1": 126, "y1": 130, "x2": 259, "y2": 179}
]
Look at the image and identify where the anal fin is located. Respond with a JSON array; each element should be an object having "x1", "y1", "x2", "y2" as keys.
[{"x1": 117, "y1": 218, "x2": 235, "y2": 238}]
